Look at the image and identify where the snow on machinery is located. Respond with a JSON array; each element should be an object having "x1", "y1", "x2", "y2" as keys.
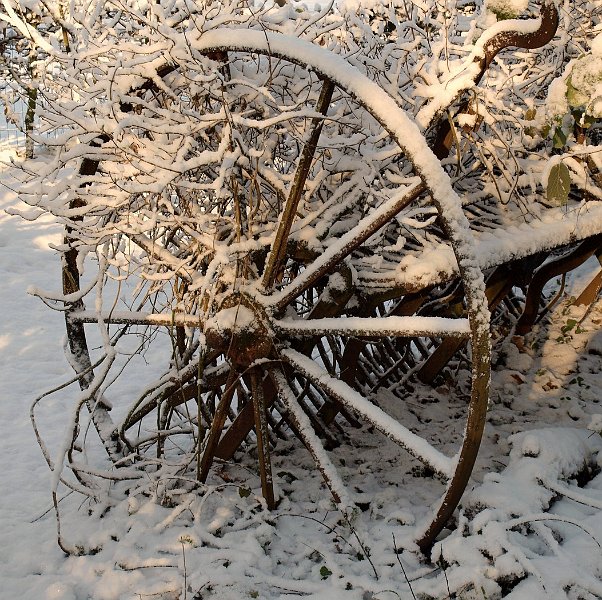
[{"x1": 4, "y1": 0, "x2": 602, "y2": 556}]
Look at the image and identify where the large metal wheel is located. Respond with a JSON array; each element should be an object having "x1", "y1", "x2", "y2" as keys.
[{"x1": 61, "y1": 31, "x2": 490, "y2": 554}]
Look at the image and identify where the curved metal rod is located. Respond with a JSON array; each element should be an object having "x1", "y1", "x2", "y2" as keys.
[
  {"x1": 432, "y1": 0, "x2": 559, "y2": 158},
  {"x1": 481, "y1": 0, "x2": 559, "y2": 73}
]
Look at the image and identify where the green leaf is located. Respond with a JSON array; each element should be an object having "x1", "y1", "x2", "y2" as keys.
[
  {"x1": 552, "y1": 126, "x2": 568, "y2": 149},
  {"x1": 238, "y1": 486, "x2": 252, "y2": 498},
  {"x1": 320, "y1": 566, "x2": 332, "y2": 579},
  {"x1": 583, "y1": 114, "x2": 597, "y2": 128},
  {"x1": 547, "y1": 163, "x2": 571, "y2": 205},
  {"x1": 561, "y1": 318, "x2": 578, "y2": 334},
  {"x1": 566, "y1": 78, "x2": 587, "y2": 109}
]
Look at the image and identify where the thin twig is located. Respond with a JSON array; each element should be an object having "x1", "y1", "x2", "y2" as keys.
[
  {"x1": 30, "y1": 490, "x2": 74, "y2": 523},
  {"x1": 439, "y1": 558, "x2": 452, "y2": 599},
  {"x1": 343, "y1": 512, "x2": 379, "y2": 580},
  {"x1": 392, "y1": 534, "x2": 417, "y2": 600},
  {"x1": 181, "y1": 539, "x2": 188, "y2": 600}
]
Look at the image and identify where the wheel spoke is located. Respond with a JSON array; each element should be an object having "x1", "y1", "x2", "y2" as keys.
[
  {"x1": 69, "y1": 310, "x2": 206, "y2": 328},
  {"x1": 262, "y1": 78, "x2": 335, "y2": 291},
  {"x1": 216, "y1": 371, "x2": 279, "y2": 460},
  {"x1": 281, "y1": 348, "x2": 454, "y2": 478},
  {"x1": 273, "y1": 315, "x2": 470, "y2": 339},
  {"x1": 270, "y1": 368, "x2": 352, "y2": 513},
  {"x1": 250, "y1": 368, "x2": 276, "y2": 509},
  {"x1": 265, "y1": 180, "x2": 426, "y2": 311},
  {"x1": 198, "y1": 367, "x2": 239, "y2": 483}
]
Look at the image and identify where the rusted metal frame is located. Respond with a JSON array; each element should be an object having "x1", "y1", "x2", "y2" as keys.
[
  {"x1": 575, "y1": 271, "x2": 602, "y2": 307},
  {"x1": 91, "y1": 41, "x2": 486, "y2": 552},
  {"x1": 371, "y1": 292, "x2": 432, "y2": 375},
  {"x1": 367, "y1": 338, "x2": 397, "y2": 383},
  {"x1": 266, "y1": 404, "x2": 289, "y2": 440},
  {"x1": 412, "y1": 221, "x2": 491, "y2": 552},
  {"x1": 282, "y1": 349, "x2": 453, "y2": 479},
  {"x1": 307, "y1": 264, "x2": 354, "y2": 320},
  {"x1": 198, "y1": 368, "x2": 239, "y2": 482},
  {"x1": 319, "y1": 303, "x2": 373, "y2": 426},
  {"x1": 261, "y1": 78, "x2": 335, "y2": 290},
  {"x1": 339, "y1": 337, "x2": 367, "y2": 392},
  {"x1": 320, "y1": 289, "x2": 430, "y2": 424},
  {"x1": 416, "y1": 280, "x2": 464, "y2": 318},
  {"x1": 430, "y1": 0, "x2": 559, "y2": 159},
  {"x1": 416, "y1": 337, "x2": 464, "y2": 386},
  {"x1": 191, "y1": 36, "x2": 493, "y2": 550},
  {"x1": 412, "y1": 337, "x2": 433, "y2": 362},
  {"x1": 294, "y1": 379, "x2": 341, "y2": 444},
  {"x1": 207, "y1": 388, "x2": 218, "y2": 417},
  {"x1": 215, "y1": 361, "x2": 340, "y2": 461},
  {"x1": 269, "y1": 394, "x2": 308, "y2": 445},
  {"x1": 357, "y1": 345, "x2": 381, "y2": 388},
  {"x1": 390, "y1": 289, "x2": 434, "y2": 318},
  {"x1": 373, "y1": 335, "x2": 415, "y2": 389},
  {"x1": 250, "y1": 368, "x2": 276, "y2": 509},
  {"x1": 284, "y1": 373, "x2": 338, "y2": 443},
  {"x1": 481, "y1": 1, "x2": 559, "y2": 71},
  {"x1": 285, "y1": 266, "x2": 353, "y2": 359},
  {"x1": 228, "y1": 400, "x2": 242, "y2": 428},
  {"x1": 515, "y1": 234, "x2": 602, "y2": 334},
  {"x1": 368, "y1": 342, "x2": 414, "y2": 395},
  {"x1": 275, "y1": 316, "x2": 470, "y2": 340},
  {"x1": 415, "y1": 308, "x2": 489, "y2": 553},
  {"x1": 318, "y1": 343, "x2": 363, "y2": 426},
  {"x1": 382, "y1": 335, "x2": 408, "y2": 370},
  {"x1": 315, "y1": 337, "x2": 335, "y2": 375},
  {"x1": 240, "y1": 372, "x2": 280, "y2": 448},
  {"x1": 416, "y1": 251, "x2": 549, "y2": 384},
  {"x1": 283, "y1": 265, "x2": 353, "y2": 422},
  {"x1": 298, "y1": 374, "x2": 322, "y2": 412},
  {"x1": 234, "y1": 376, "x2": 251, "y2": 415},
  {"x1": 327, "y1": 334, "x2": 345, "y2": 370},
  {"x1": 501, "y1": 293, "x2": 523, "y2": 319}
]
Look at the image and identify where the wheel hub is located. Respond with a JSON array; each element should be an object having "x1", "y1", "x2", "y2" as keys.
[{"x1": 204, "y1": 293, "x2": 272, "y2": 366}]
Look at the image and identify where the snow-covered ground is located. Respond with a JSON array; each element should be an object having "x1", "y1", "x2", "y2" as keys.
[{"x1": 2, "y1": 148, "x2": 602, "y2": 599}]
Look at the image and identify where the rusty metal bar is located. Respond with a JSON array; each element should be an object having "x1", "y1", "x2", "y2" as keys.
[
  {"x1": 250, "y1": 368, "x2": 276, "y2": 509},
  {"x1": 262, "y1": 78, "x2": 335, "y2": 290}
]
